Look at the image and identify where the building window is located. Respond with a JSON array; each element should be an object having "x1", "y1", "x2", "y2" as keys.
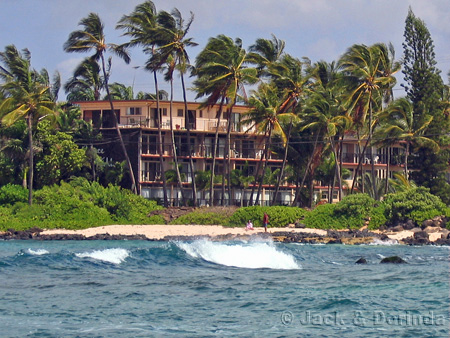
[
  {"x1": 162, "y1": 108, "x2": 167, "y2": 116},
  {"x1": 177, "y1": 109, "x2": 184, "y2": 117},
  {"x1": 142, "y1": 161, "x2": 161, "y2": 181},
  {"x1": 127, "y1": 107, "x2": 142, "y2": 115},
  {"x1": 199, "y1": 110, "x2": 203, "y2": 118}
]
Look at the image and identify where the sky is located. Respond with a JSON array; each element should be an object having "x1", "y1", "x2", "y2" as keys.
[{"x1": 2, "y1": 0, "x2": 450, "y2": 102}]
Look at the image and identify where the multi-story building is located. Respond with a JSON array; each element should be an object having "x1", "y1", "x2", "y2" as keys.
[{"x1": 75, "y1": 99, "x2": 407, "y2": 205}]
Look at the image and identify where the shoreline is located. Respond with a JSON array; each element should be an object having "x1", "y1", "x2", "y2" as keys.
[{"x1": 1, "y1": 224, "x2": 449, "y2": 245}]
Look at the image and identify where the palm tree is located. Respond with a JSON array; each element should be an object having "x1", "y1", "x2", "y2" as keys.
[
  {"x1": 117, "y1": 1, "x2": 168, "y2": 206},
  {"x1": 375, "y1": 97, "x2": 438, "y2": 178},
  {"x1": 152, "y1": 7, "x2": 198, "y2": 206},
  {"x1": 0, "y1": 45, "x2": 55, "y2": 205},
  {"x1": 64, "y1": 13, "x2": 137, "y2": 193},
  {"x1": 301, "y1": 90, "x2": 352, "y2": 201},
  {"x1": 339, "y1": 43, "x2": 397, "y2": 199},
  {"x1": 242, "y1": 82, "x2": 294, "y2": 205},
  {"x1": 193, "y1": 35, "x2": 258, "y2": 205},
  {"x1": 268, "y1": 54, "x2": 312, "y2": 206},
  {"x1": 64, "y1": 57, "x2": 103, "y2": 102}
]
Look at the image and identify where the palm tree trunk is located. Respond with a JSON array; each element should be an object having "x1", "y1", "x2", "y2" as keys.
[
  {"x1": 27, "y1": 113, "x2": 33, "y2": 205},
  {"x1": 153, "y1": 71, "x2": 168, "y2": 207},
  {"x1": 226, "y1": 107, "x2": 235, "y2": 205},
  {"x1": 369, "y1": 101, "x2": 377, "y2": 200},
  {"x1": 248, "y1": 133, "x2": 267, "y2": 206},
  {"x1": 292, "y1": 131, "x2": 320, "y2": 207},
  {"x1": 181, "y1": 73, "x2": 197, "y2": 206},
  {"x1": 209, "y1": 97, "x2": 225, "y2": 206},
  {"x1": 350, "y1": 132, "x2": 371, "y2": 194},
  {"x1": 405, "y1": 142, "x2": 409, "y2": 179},
  {"x1": 330, "y1": 137, "x2": 343, "y2": 201},
  {"x1": 385, "y1": 146, "x2": 390, "y2": 195},
  {"x1": 255, "y1": 127, "x2": 273, "y2": 206},
  {"x1": 272, "y1": 119, "x2": 293, "y2": 206},
  {"x1": 169, "y1": 77, "x2": 186, "y2": 205},
  {"x1": 100, "y1": 54, "x2": 137, "y2": 194}
]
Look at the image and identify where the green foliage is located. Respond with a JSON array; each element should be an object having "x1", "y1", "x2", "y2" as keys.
[
  {"x1": 172, "y1": 211, "x2": 228, "y2": 225},
  {"x1": 368, "y1": 205, "x2": 387, "y2": 230},
  {"x1": 0, "y1": 178, "x2": 164, "y2": 231},
  {"x1": 227, "y1": 206, "x2": 308, "y2": 227},
  {"x1": 383, "y1": 186, "x2": 446, "y2": 225},
  {"x1": 303, "y1": 203, "x2": 341, "y2": 229},
  {"x1": 334, "y1": 193, "x2": 376, "y2": 218},
  {"x1": 35, "y1": 121, "x2": 87, "y2": 187},
  {"x1": 304, "y1": 194, "x2": 384, "y2": 229},
  {"x1": 0, "y1": 184, "x2": 28, "y2": 205}
]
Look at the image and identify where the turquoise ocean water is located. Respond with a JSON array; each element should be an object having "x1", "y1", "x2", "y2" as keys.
[{"x1": 0, "y1": 239, "x2": 448, "y2": 337}]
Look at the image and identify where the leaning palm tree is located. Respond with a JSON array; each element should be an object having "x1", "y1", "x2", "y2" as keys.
[
  {"x1": 241, "y1": 82, "x2": 295, "y2": 206},
  {"x1": 269, "y1": 54, "x2": 312, "y2": 206},
  {"x1": 339, "y1": 43, "x2": 397, "y2": 200},
  {"x1": 0, "y1": 45, "x2": 55, "y2": 205},
  {"x1": 152, "y1": 7, "x2": 198, "y2": 206},
  {"x1": 193, "y1": 35, "x2": 258, "y2": 205},
  {"x1": 376, "y1": 97, "x2": 439, "y2": 178},
  {"x1": 64, "y1": 13, "x2": 137, "y2": 193},
  {"x1": 117, "y1": 1, "x2": 168, "y2": 205},
  {"x1": 301, "y1": 90, "x2": 352, "y2": 201},
  {"x1": 65, "y1": 57, "x2": 103, "y2": 102}
]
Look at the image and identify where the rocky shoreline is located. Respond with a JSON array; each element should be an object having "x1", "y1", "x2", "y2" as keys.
[{"x1": 1, "y1": 226, "x2": 450, "y2": 245}]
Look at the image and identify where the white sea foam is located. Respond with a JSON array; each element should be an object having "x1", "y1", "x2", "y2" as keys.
[
  {"x1": 177, "y1": 240, "x2": 301, "y2": 270},
  {"x1": 27, "y1": 248, "x2": 49, "y2": 256},
  {"x1": 76, "y1": 248, "x2": 130, "y2": 264},
  {"x1": 370, "y1": 238, "x2": 399, "y2": 246}
]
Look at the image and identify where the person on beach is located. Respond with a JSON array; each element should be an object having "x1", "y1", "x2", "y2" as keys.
[
  {"x1": 246, "y1": 220, "x2": 254, "y2": 230},
  {"x1": 263, "y1": 213, "x2": 269, "y2": 232}
]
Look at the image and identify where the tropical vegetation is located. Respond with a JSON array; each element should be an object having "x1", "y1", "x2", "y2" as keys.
[{"x1": 1, "y1": 2, "x2": 450, "y2": 228}]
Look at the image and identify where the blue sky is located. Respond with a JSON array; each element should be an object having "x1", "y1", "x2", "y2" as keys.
[{"x1": 2, "y1": 0, "x2": 450, "y2": 101}]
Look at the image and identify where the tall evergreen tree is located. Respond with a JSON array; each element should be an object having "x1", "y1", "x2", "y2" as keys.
[
  {"x1": 402, "y1": 7, "x2": 445, "y2": 135},
  {"x1": 403, "y1": 7, "x2": 450, "y2": 200}
]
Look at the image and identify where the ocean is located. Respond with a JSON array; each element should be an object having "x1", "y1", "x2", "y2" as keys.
[{"x1": 0, "y1": 239, "x2": 448, "y2": 337}]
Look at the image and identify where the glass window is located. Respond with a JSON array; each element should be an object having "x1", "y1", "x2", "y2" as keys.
[
  {"x1": 177, "y1": 109, "x2": 184, "y2": 117},
  {"x1": 128, "y1": 107, "x2": 142, "y2": 115}
]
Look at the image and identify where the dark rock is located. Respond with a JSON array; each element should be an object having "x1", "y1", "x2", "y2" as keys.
[
  {"x1": 355, "y1": 257, "x2": 367, "y2": 264},
  {"x1": 295, "y1": 222, "x2": 306, "y2": 229},
  {"x1": 422, "y1": 219, "x2": 434, "y2": 229},
  {"x1": 414, "y1": 231, "x2": 429, "y2": 240},
  {"x1": 410, "y1": 227, "x2": 422, "y2": 233},
  {"x1": 378, "y1": 225, "x2": 387, "y2": 231},
  {"x1": 380, "y1": 234, "x2": 390, "y2": 241},
  {"x1": 433, "y1": 238, "x2": 450, "y2": 246},
  {"x1": 447, "y1": 232, "x2": 450, "y2": 240},
  {"x1": 391, "y1": 225, "x2": 404, "y2": 232},
  {"x1": 403, "y1": 220, "x2": 415, "y2": 230},
  {"x1": 380, "y1": 256, "x2": 407, "y2": 264}
]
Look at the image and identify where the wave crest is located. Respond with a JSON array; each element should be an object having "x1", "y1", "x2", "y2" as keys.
[
  {"x1": 177, "y1": 240, "x2": 301, "y2": 270},
  {"x1": 76, "y1": 248, "x2": 129, "y2": 264}
]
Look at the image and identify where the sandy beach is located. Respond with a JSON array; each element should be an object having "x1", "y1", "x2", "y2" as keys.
[
  {"x1": 41, "y1": 225, "x2": 328, "y2": 240},
  {"x1": 38, "y1": 224, "x2": 448, "y2": 243}
]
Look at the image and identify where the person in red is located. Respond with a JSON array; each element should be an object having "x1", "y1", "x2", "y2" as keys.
[{"x1": 263, "y1": 212, "x2": 269, "y2": 233}]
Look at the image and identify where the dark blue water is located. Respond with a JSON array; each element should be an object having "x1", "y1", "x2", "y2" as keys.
[{"x1": 0, "y1": 240, "x2": 448, "y2": 337}]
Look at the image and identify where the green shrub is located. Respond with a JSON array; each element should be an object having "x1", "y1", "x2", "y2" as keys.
[
  {"x1": 172, "y1": 211, "x2": 228, "y2": 225},
  {"x1": 368, "y1": 205, "x2": 387, "y2": 230},
  {"x1": 304, "y1": 194, "x2": 385, "y2": 230},
  {"x1": 0, "y1": 184, "x2": 28, "y2": 205},
  {"x1": 334, "y1": 194, "x2": 376, "y2": 218},
  {"x1": 227, "y1": 206, "x2": 308, "y2": 227},
  {"x1": 383, "y1": 187, "x2": 446, "y2": 225},
  {"x1": 303, "y1": 203, "x2": 341, "y2": 229},
  {"x1": 0, "y1": 178, "x2": 164, "y2": 231}
]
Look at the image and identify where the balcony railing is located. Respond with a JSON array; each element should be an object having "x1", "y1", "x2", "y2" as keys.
[
  {"x1": 142, "y1": 145, "x2": 268, "y2": 159},
  {"x1": 342, "y1": 152, "x2": 405, "y2": 165}
]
